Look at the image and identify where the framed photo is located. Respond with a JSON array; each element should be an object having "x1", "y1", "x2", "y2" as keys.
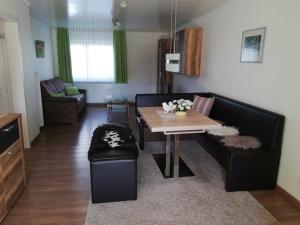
[
  {"x1": 35, "y1": 40, "x2": 45, "y2": 58},
  {"x1": 240, "y1": 27, "x2": 266, "y2": 63}
]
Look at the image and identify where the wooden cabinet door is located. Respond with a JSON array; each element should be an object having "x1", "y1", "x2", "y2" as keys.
[
  {"x1": 175, "y1": 27, "x2": 203, "y2": 76},
  {"x1": 183, "y1": 28, "x2": 203, "y2": 76},
  {"x1": 0, "y1": 140, "x2": 22, "y2": 178}
]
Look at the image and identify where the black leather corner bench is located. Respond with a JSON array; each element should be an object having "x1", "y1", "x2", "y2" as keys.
[
  {"x1": 88, "y1": 124, "x2": 139, "y2": 203},
  {"x1": 135, "y1": 93, "x2": 285, "y2": 192}
]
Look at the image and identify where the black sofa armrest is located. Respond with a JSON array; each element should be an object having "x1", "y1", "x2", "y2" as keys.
[
  {"x1": 226, "y1": 150, "x2": 279, "y2": 192},
  {"x1": 79, "y1": 89, "x2": 87, "y2": 95},
  {"x1": 43, "y1": 96, "x2": 77, "y2": 102}
]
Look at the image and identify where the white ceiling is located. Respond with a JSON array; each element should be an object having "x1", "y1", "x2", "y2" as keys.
[{"x1": 27, "y1": 0, "x2": 226, "y2": 31}]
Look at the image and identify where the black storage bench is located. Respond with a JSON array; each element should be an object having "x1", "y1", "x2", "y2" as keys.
[{"x1": 88, "y1": 124, "x2": 139, "y2": 203}]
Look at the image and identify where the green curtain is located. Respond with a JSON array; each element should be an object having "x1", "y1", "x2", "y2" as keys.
[
  {"x1": 113, "y1": 30, "x2": 128, "y2": 83},
  {"x1": 56, "y1": 28, "x2": 73, "y2": 83}
]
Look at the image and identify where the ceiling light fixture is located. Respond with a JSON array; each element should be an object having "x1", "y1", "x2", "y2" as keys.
[
  {"x1": 166, "y1": 0, "x2": 180, "y2": 73},
  {"x1": 120, "y1": 0, "x2": 127, "y2": 8}
]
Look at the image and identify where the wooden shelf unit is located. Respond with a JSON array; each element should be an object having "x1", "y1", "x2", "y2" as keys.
[{"x1": 0, "y1": 114, "x2": 26, "y2": 223}]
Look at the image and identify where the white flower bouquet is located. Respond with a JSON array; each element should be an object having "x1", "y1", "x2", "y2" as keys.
[{"x1": 162, "y1": 99, "x2": 193, "y2": 113}]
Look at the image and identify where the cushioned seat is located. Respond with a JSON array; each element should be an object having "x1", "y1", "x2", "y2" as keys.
[
  {"x1": 88, "y1": 124, "x2": 139, "y2": 203},
  {"x1": 68, "y1": 94, "x2": 85, "y2": 102}
]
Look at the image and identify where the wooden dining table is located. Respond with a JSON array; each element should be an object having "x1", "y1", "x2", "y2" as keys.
[{"x1": 138, "y1": 107, "x2": 221, "y2": 178}]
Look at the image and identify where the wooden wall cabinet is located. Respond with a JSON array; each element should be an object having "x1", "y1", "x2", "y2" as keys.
[
  {"x1": 176, "y1": 27, "x2": 203, "y2": 76},
  {"x1": 0, "y1": 114, "x2": 26, "y2": 223}
]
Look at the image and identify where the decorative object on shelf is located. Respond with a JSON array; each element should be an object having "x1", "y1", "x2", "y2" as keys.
[
  {"x1": 35, "y1": 40, "x2": 45, "y2": 58},
  {"x1": 240, "y1": 27, "x2": 266, "y2": 63},
  {"x1": 162, "y1": 99, "x2": 193, "y2": 116}
]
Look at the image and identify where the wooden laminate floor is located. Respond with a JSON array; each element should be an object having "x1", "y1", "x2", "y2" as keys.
[{"x1": 2, "y1": 106, "x2": 300, "y2": 225}]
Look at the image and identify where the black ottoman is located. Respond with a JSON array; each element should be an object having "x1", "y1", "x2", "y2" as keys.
[{"x1": 88, "y1": 124, "x2": 139, "y2": 203}]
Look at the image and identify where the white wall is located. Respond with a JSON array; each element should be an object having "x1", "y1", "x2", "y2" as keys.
[
  {"x1": 31, "y1": 19, "x2": 55, "y2": 127},
  {"x1": 0, "y1": 26, "x2": 12, "y2": 113},
  {"x1": 0, "y1": 0, "x2": 41, "y2": 148},
  {"x1": 31, "y1": 18, "x2": 54, "y2": 80},
  {"x1": 173, "y1": 0, "x2": 300, "y2": 200},
  {"x1": 76, "y1": 31, "x2": 168, "y2": 103},
  {"x1": 3, "y1": 22, "x2": 28, "y2": 134}
]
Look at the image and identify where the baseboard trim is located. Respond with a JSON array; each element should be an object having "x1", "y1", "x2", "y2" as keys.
[
  {"x1": 277, "y1": 185, "x2": 300, "y2": 210},
  {"x1": 87, "y1": 103, "x2": 106, "y2": 106}
]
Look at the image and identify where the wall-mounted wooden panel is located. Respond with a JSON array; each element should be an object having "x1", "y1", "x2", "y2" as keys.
[{"x1": 176, "y1": 27, "x2": 203, "y2": 77}]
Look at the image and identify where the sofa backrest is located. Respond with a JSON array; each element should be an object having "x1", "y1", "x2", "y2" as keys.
[
  {"x1": 135, "y1": 93, "x2": 209, "y2": 116},
  {"x1": 41, "y1": 78, "x2": 65, "y2": 97},
  {"x1": 209, "y1": 93, "x2": 284, "y2": 152}
]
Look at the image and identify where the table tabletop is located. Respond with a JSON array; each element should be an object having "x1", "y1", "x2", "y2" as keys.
[{"x1": 138, "y1": 107, "x2": 221, "y2": 133}]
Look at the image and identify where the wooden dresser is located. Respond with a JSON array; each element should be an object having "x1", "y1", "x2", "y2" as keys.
[{"x1": 0, "y1": 114, "x2": 26, "y2": 223}]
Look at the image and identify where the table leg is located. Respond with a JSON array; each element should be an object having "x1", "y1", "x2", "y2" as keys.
[
  {"x1": 107, "y1": 103, "x2": 112, "y2": 120},
  {"x1": 165, "y1": 135, "x2": 171, "y2": 177},
  {"x1": 106, "y1": 104, "x2": 110, "y2": 120},
  {"x1": 173, "y1": 134, "x2": 180, "y2": 178}
]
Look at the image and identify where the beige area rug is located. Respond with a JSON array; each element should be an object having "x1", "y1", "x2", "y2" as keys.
[{"x1": 85, "y1": 141, "x2": 280, "y2": 225}]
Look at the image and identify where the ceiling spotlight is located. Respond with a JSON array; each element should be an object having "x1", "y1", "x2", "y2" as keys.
[{"x1": 120, "y1": 0, "x2": 127, "y2": 8}]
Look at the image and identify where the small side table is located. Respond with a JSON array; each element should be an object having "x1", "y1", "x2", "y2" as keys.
[{"x1": 106, "y1": 98, "x2": 130, "y2": 121}]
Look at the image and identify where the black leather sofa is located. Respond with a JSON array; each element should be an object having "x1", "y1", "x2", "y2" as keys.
[
  {"x1": 135, "y1": 93, "x2": 285, "y2": 192},
  {"x1": 40, "y1": 78, "x2": 87, "y2": 124}
]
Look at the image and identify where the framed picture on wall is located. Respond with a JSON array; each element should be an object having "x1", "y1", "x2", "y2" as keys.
[
  {"x1": 240, "y1": 27, "x2": 266, "y2": 63},
  {"x1": 35, "y1": 40, "x2": 45, "y2": 58}
]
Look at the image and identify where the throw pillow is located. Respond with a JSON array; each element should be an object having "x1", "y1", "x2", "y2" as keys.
[
  {"x1": 65, "y1": 86, "x2": 80, "y2": 96},
  {"x1": 221, "y1": 136, "x2": 261, "y2": 150},
  {"x1": 50, "y1": 92, "x2": 65, "y2": 98},
  {"x1": 192, "y1": 95, "x2": 215, "y2": 116}
]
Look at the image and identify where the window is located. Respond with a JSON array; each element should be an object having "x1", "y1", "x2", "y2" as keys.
[{"x1": 69, "y1": 28, "x2": 114, "y2": 82}]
